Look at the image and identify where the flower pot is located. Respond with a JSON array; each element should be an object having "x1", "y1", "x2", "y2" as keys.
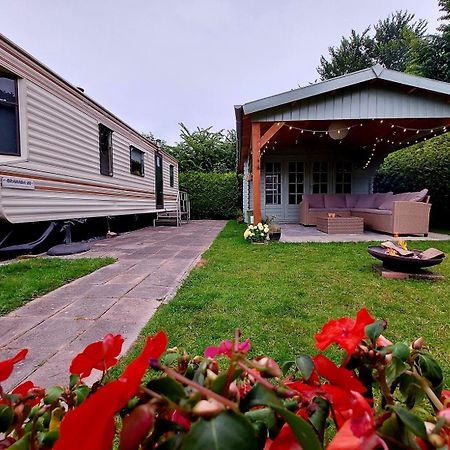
[
  {"x1": 269, "y1": 231, "x2": 281, "y2": 241},
  {"x1": 251, "y1": 241, "x2": 268, "y2": 245}
]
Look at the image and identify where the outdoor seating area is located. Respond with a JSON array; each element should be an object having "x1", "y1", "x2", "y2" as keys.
[
  {"x1": 299, "y1": 189, "x2": 431, "y2": 236},
  {"x1": 279, "y1": 223, "x2": 450, "y2": 243}
]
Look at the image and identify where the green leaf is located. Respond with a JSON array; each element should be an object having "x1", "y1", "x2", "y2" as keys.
[
  {"x1": 148, "y1": 377, "x2": 186, "y2": 403},
  {"x1": 377, "y1": 412, "x2": 400, "y2": 438},
  {"x1": 192, "y1": 359, "x2": 210, "y2": 386},
  {"x1": 252, "y1": 420, "x2": 268, "y2": 450},
  {"x1": 392, "y1": 405, "x2": 427, "y2": 440},
  {"x1": 182, "y1": 411, "x2": 258, "y2": 450},
  {"x1": 210, "y1": 369, "x2": 242, "y2": 395},
  {"x1": 75, "y1": 385, "x2": 90, "y2": 406},
  {"x1": 245, "y1": 407, "x2": 276, "y2": 431},
  {"x1": 390, "y1": 343, "x2": 410, "y2": 361},
  {"x1": 386, "y1": 356, "x2": 408, "y2": 388},
  {"x1": 69, "y1": 374, "x2": 80, "y2": 389},
  {"x1": 210, "y1": 372, "x2": 228, "y2": 394},
  {"x1": 417, "y1": 354, "x2": 443, "y2": 389},
  {"x1": 0, "y1": 404, "x2": 14, "y2": 432},
  {"x1": 8, "y1": 433, "x2": 31, "y2": 449},
  {"x1": 44, "y1": 386, "x2": 64, "y2": 404},
  {"x1": 281, "y1": 361, "x2": 294, "y2": 375},
  {"x1": 295, "y1": 355, "x2": 314, "y2": 381},
  {"x1": 163, "y1": 353, "x2": 180, "y2": 366},
  {"x1": 365, "y1": 320, "x2": 385, "y2": 342},
  {"x1": 240, "y1": 383, "x2": 282, "y2": 412},
  {"x1": 41, "y1": 430, "x2": 60, "y2": 447},
  {"x1": 269, "y1": 404, "x2": 322, "y2": 450},
  {"x1": 309, "y1": 397, "x2": 329, "y2": 438}
]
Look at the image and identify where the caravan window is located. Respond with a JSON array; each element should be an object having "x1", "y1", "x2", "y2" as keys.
[
  {"x1": 169, "y1": 164, "x2": 174, "y2": 187},
  {"x1": 0, "y1": 74, "x2": 20, "y2": 155},
  {"x1": 130, "y1": 146, "x2": 145, "y2": 176},
  {"x1": 99, "y1": 124, "x2": 113, "y2": 176}
]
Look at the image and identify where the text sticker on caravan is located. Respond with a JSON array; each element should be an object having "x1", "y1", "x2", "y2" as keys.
[{"x1": 1, "y1": 177, "x2": 35, "y2": 190}]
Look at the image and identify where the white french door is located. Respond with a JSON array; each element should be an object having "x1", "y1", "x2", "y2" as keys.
[{"x1": 262, "y1": 160, "x2": 332, "y2": 222}]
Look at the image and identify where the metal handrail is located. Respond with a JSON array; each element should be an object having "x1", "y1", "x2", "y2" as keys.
[{"x1": 178, "y1": 190, "x2": 190, "y2": 226}]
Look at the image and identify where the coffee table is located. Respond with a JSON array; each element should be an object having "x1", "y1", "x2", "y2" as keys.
[{"x1": 316, "y1": 216, "x2": 364, "y2": 234}]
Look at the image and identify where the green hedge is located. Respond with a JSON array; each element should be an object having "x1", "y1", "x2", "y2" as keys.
[
  {"x1": 374, "y1": 134, "x2": 450, "y2": 227},
  {"x1": 180, "y1": 172, "x2": 242, "y2": 219}
]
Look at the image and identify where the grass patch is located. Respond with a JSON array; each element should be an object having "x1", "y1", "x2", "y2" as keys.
[
  {"x1": 0, "y1": 257, "x2": 114, "y2": 315},
  {"x1": 115, "y1": 221, "x2": 450, "y2": 383}
]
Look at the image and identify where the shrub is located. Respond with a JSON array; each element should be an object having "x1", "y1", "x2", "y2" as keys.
[
  {"x1": 179, "y1": 172, "x2": 242, "y2": 219},
  {"x1": 374, "y1": 133, "x2": 450, "y2": 226},
  {"x1": 1, "y1": 309, "x2": 449, "y2": 449}
]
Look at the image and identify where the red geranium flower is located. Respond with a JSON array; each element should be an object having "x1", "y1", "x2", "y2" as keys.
[
  {"x1": 70, "y1": 333, "x2": 124, "y2": 378},
  {"x1": 328, "y1": 391, "x2": 387, "y2": 450},
  {"x1": 287, "y1": 355, "x2": 366, "y2": 427},
  {"x1": 204, "y1": 338, "x2": 251, "y2": 359},
  {"x1": 0, "y1": 349, "x2": 28, "y2": 382},
  {"x1": 314, "y1": 308, "x2": 374, "y2": 354},
  {"x1": 11, "y1": 381, "x2": 44, "y2": 407},
  {"x1": 55, "y1": 331, "x2": 168, "y2": 450},
  {"x1": 265, "y1": 422, "x2": 303, "y2": 450}
]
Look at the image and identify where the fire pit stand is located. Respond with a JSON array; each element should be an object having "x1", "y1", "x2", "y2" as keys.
[{"x1": 368, "y1": 246, "x2": 445, "y2": 280}]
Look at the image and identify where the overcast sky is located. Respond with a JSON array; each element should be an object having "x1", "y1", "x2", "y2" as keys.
[{"x1": 0, "y1": 1, "x2": 442, "y2": 144}]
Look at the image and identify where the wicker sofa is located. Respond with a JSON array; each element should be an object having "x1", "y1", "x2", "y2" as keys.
[{"x1": 299, "y1": 190, "x2": 431, "y2": 236}]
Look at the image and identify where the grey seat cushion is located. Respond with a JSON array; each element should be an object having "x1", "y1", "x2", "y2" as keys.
[{"x1": 352, "y1": 208, "x2": 392, "y2": 215}]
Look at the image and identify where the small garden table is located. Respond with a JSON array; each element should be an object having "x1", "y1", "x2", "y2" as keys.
[{"x1": 316, "y1": 216, "x2": 364, "y2": 234}]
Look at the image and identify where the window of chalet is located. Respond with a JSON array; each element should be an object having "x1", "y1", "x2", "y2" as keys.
[
  {"x1": 99, "y1": 124, "x2": 113, "y2": 176},
  {"x1": 169, "y1": 164, "x2": 174, "y2": 187},
  {"x1": 265, "y1": 162, "x2": 281, "y2": 205},
  {"x1": 312, "y1": 161, "x2": 328, "y2": 193},
  {"x1": 130, "y1": 146, "x2": 145, "y2": 177},
  {"x1": 288, "y1": 161, "x2": 305, "y2": 204},
  {"x1": 335, "y1": 161, "x2": 352, "y2": 193},
  {"x1": 0, "y1": 74, "x2": 20, "y2": 156}
]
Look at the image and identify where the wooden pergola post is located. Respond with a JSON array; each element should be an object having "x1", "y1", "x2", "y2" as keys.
[
  {"x1": 251, "y1": 123, "x2": 262, "y2": 224},
  {"x1": 251, "y1": 121, "x2": 285, "y2": 224}
]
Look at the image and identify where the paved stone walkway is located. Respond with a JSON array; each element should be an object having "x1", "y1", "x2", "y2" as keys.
[{"x1": 0, "y1": 220, "x2": 225, "y2": 390}]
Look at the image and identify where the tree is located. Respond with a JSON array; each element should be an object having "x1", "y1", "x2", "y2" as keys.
[
  {"x1": 141, "y1": 131, "x2": 168, "y2": 149},
  {"x1": 317, "y1": 29, "x2": 374, "y2": 80},
  {"x1": 167, "y1": 123, "x2": 236, "y2": 173},
  {"x1": 407, "y1": 0, "x2": 450, "y2": 82},
  {"x1": 372, "y1": 11, "x2": 427, "y2": 71},
  {"x1": 317, "y1": 11, "x2": 427, "y2": 80}
]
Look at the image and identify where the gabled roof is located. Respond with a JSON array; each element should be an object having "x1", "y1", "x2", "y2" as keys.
[{"x1": 241, "y1": 64, "x2": 450, "y2": 115}]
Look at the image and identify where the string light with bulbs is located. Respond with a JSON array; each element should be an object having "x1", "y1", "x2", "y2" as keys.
[{"x1": 261, "y1": 121, "x2": 450, "y2": 169}]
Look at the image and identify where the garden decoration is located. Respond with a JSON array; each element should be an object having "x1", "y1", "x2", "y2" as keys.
[
  {"x1": 0, "y1": 308, "x2": 449, "y2": 449},
  {"x1": 368, "y1": 241, "x2": 445, "y2": 273},
  {"x1": 244, "y1": 222, "x2": 270, "y2": 243}
]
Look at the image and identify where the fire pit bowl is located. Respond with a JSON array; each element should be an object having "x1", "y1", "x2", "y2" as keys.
[{"x1": 367, "y1": 246, "x2": 445, "y2": 272}]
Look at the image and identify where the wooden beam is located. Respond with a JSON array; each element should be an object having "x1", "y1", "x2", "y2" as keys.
[
  {"x1": 251, "y1": 122, "x2": 262, "y2": 224},
  {"x1": 258, "y1": 121, "x2": 285, "y2": 148}
]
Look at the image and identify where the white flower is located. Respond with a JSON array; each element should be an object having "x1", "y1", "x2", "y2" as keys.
[
  {"x1": 244, "y1": 229, "x2": 251, "y2": 239},
  {"x1": 257, "y1": 223, "x2": 263, "y2": 231},
  {"x1": 263, "y1": 225, "x2": 269, "y2": 233}
]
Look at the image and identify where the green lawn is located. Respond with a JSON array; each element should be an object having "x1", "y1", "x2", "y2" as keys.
[
  {"x1": 0, "y1": 257, "x2": 114, "y2": 316},
  {"x1": 117, "y1": 221, "x2": 450, "y2": 382}
]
